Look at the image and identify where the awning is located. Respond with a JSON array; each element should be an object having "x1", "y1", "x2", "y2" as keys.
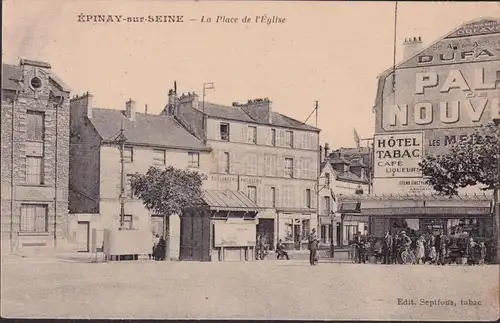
[
  {"x1": 338, "y1": 201, "x2": 361, "y2": 213},
  {"x1": 202, "y1": 189, "x2": 265, "y2": 213}
]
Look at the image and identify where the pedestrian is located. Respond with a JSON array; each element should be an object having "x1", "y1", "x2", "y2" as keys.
[
  {"x1": 392, "y1": 232, "x2": 400, "y2": 264},
  {"x1": 276, "y1": 239, "x2": 290, "y2": 260},
  {"x1": 155, "y1": 235, "x2": 166, "y2": 261},
  {"x1": 479, "y1": 242, "x2": 486, "y2": 265},
  {"x1": 382, "y1": 231, "x2": 393, "y2": 265},
  {"x1": 429, "y1": 246, "x2": 437, "y2": 264},
  {"x1": 152, "y1": 234, "x2": 160, "y2": 260},
  {"x1": 308, "y1": 228, "x2": 319, "y2": 266},
  {"x1": 466, "y1": 237, "x2": 476, "y2": 265},
  {"x1": 435, "y1": 230, "x2": 447, "y2": 265},
  {"x1": 416, "y1": 235, "x2": 425, "y2": 264}
]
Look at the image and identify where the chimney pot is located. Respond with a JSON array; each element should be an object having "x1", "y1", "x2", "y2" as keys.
[{"x1": 125, "y1": 99, "x2": 137, "y2": 121}]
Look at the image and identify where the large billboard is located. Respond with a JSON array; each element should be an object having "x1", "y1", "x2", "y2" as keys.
[{"x1": 373, "y1": 19, "x2": 500, "y2": 195}]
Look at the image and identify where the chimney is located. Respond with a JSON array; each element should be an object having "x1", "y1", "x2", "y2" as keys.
[
  {"x1": 319, "y1": 145, "x2": 324, "y2": 163},
  {"x1": 70, "y1": 92, "x2": 93, "y2": 119},
  {"x1": 402, "y1": 36, "x2": 423, "y2": 60},
  {"x1": 125, "y1": 98, "x2": 136, "y2": 121},
  {"x1": 236, "y1": 98, "x2": 272, "y2": 123},
  {"x1": 324, "y1": 142, "x2": 330, "y2": 159},
  {"x1": 179, "y1": 92, "x2": 201, "y2": 112}
]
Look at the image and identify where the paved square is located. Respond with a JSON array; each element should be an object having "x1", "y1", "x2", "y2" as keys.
[{"x1": 1, "y1": 256, "x2": 499, "y2": 320}]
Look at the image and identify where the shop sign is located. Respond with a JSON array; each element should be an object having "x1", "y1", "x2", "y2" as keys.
[
  {"x1": 373, "y1": 132, "x2": 423, "y2": 179},
  {"x1": 364, "y1": 207, "x2": 491, "y2": 216},
  {"x1": 214, "y1": 222, "x2": 256, "y2": 247},
  {"x1": 208, "y1": 175, "x2": 262, "y2": 185},
  {"x1": 446, "y1": 19, "x2": 500, "y2": 39}
]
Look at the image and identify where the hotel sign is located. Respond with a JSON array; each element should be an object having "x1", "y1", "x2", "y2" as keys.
[{"x1": 373, "y1": 132, "x2": 423, "y2": 179}]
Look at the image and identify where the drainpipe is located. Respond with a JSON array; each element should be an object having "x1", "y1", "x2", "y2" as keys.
[{"x1": 10, "y1": 89, "x2": 20, "y2": 253}]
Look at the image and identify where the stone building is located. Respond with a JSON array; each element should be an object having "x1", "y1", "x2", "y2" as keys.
[
  {"x1": 164, "y1": 91, "x2": 320, "y2": 250},
  {"x1": 68, "y1": 93, "x2": 211, "y2": 257},
  {"x1": 1, "y1": 59, "x2": 71, "y2": 253}
]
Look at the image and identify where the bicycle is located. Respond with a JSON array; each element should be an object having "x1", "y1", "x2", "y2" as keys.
[{"x1": 398, "y1": 245, "x2": 417, "y2": 265}]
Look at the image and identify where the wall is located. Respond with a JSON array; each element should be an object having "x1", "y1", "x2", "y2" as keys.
[{"x1": 69, "y1": 95, "x2": 101, "y2": 213}]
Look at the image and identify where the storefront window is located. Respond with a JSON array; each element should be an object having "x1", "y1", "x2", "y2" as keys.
[
  {"x1": 301, "y1": 219, "x2": 310, "y2": 240},
  {"x1": 448, "y1": 218, "x2": 481, "y2": 237}
]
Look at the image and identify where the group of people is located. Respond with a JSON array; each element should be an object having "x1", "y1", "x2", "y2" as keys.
[
  {"x1": 150, "y1": 234, "x2": 166, "y2": 261},
  {"x1": 375, "y1": 230, "x2": 487, "y2": 265}
]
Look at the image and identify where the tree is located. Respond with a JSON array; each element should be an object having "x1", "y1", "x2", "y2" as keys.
[
  {"x1": 129, "y1": 166, "x2": 206, "y2": 261},
  {"x1": 419, "y1": 122, "x2": 500, "y2": 263}
]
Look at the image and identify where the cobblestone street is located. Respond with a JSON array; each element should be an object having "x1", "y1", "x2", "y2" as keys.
[{"x1": 1, "y1": 255, "x2": 499, "y2": 321}]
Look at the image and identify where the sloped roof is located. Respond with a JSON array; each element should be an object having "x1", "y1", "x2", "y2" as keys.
[
  {"x1": 2, "y1": 64, "x2": 22, "y2": 90},
  {"x1": 337, "y1": 171, "x2": 368, "y2": 184},
  {"x1": 2, "y1": 63, "x2": 71, "y2": 94},
  {"x1": 202, "y1": 189, "x2": 264, "y2": 212},
  {"x1": 203, "y1": 101, "x2": 320, "y2": 132},
  {"x1": 90, "y1": 108, "x2": 210, "y2": 151}
]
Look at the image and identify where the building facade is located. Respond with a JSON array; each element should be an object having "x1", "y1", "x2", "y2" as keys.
[
  {"x1": 1, "y1": 59, "x2": 71, "y2": 253},
  {"x1": 68, "y1": 93, "x2": 211, "y2": 256},
  {"x1": 344, "y1": 18, "x2": 500, "y2": 238},
  {"x1": 165, "y1": 91, "x2": 320, "y2": 250},
  {"x1": 317, "y1": 145, "x2": 369, "y2": 247}
]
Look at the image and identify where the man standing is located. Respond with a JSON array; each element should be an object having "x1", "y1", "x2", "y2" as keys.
[
  {"x1": 435, "y1": 230, "x2": 447, "y2": 265},
  {"x1": 308, "y1": 228, "x2": 319, "y2": 266},
  {"x1": 382, "y1": 231, "x2": 393, "y2": 265}
]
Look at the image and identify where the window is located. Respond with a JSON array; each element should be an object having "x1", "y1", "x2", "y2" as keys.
[
  {"x1": 122, "y1": 215, "x2": 133, "y2": 230},
  {"x1": 284, "y1": 158, "x2": 294, "y2": 178},
  {"x1": 26, "y1": 156, "x2": 43, "y2": 184},
  {"x1": 20, "y1": 204, "x2": 47, "y2": 232},
  {"x1": 285, "y1": 130, "x2": 293, "y2": 148},
  {"x1": 123, "y1": 147, "x2": 133, "y2": 163},
  {"x1": 324, "y1": 196, "x2": 331, "y2": 214},
  {"x1": 270, "y1": 187, "x2": 276, "y2": 207},
  {"x1": 153, "y1": 149, "x2": 166, "y2": 165},
  {"x1": 220, "y1": 123, "x2": 230, "y2": 141},
  {"x1": 125, "y1": 174, "x2": 134, "y2": 198},
  {"x1": 26, "y1": 111, "x2": 44, "y2": 141},
  {"x1": 325, "y1": 173, "x2": 331, "y2": 186},
  {"x1": 247, "y1": 186, "x2": 257, "y2": 203},
  {"x1": 271, "y1": 129, "x2": 276, "y2": 146},
  {"x1": 188, "y1": 152, "x2": 200, "y2": 168},
  {"x1": 248, "y1": 126, "x2": 257, "y2": 144},
  {"x1": 247, "y1": 154, "x2": 258, "y2": 175},
  {"x1": 223, "y1": 152, "x2": 230, "y2": 173},
  {"x1": 305, "y1": 189, "x2": 312, "y2": 208},
  {"x1": 30, "y1": 77, "x2": 43, "y2": 90}
]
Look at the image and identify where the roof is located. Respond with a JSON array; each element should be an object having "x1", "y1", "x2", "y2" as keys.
[
  {"x1": 336, "y1": 171, "x2": 368, "y2": 184},
  {"x1": 90, "y1": 108, "x2": 210, "y2": 151},
  {"x1": 202, "y1": 102, "x2": 320, "y2": 132},
  {"x1": 202, "y1": 189, "x2": 264, "y2": 212},
  {"x1": 374, "y1": 17, "x2": 500, "y2": 108},
  {"x1": 2, "y1": 63, "x2": 71, "y2": 93},
  {"x1": 2, "y1": 64, "x2": 22, "y2": 91}
]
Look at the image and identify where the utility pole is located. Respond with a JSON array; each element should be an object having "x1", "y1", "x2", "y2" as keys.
[
  {"x1": 315, "y1": 100, "x2": 319, "y2": 128},
  {"x1": 113, "y1": 120, "x2": 127, "y2": 229}
]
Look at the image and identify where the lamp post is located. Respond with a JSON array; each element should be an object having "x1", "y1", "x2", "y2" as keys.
[{"x1": 113, "y1": 121, "x2": 127, "y2": 229}]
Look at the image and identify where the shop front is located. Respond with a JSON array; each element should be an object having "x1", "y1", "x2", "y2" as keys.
[{"x1": 277, "y1": 208, "x2": 317, "y2": 250}]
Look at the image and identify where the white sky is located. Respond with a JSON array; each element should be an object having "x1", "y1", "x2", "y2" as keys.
[{"x1": 3, "y1": 0, "x2": 500, "y2": 148}]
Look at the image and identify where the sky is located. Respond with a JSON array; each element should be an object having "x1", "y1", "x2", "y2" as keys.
[{"x1": 3, "y1": 0, "x2": 500, "y2": 148}]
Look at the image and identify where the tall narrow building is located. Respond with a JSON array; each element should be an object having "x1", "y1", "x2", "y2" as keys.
[{"x1": 1, "y1": 59, "x2": 71, "y2": 253}]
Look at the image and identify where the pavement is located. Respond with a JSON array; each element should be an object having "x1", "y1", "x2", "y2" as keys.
[{"x1": 1, "y1": 251, "x2": 499, "y2": 321}]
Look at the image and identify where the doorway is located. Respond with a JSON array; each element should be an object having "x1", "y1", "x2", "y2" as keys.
[
  {"x1": 77, "y1": 221, "x2": 90, "y2": 252},
  {"x1": 293, "y1": 224, "x2": 301, "y2": 250},
  {"x1": 257, "y1": 219, "x2": 274, "y2": 250}
]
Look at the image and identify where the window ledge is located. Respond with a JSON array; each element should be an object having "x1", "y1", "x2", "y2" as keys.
[
  {"x1": 18, "y1": 232, "x2": 50, "y2": 236},
  {"x1": 18, "y1": 183, "x2": 52, "y2": 188}
]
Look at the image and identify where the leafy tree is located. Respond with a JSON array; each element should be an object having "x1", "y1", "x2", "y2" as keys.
[
  {"x1": 129, "y1": 166, "x2": 206, "y2": 260},
  {"x1": 419, "y1": 122, "x2": 500, "y2": 262}
]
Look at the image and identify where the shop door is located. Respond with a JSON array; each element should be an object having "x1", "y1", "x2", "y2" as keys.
[
  {"x1": 257, "y1": 219, "x2": 275, "y2": 250},
  {"x1": 294, "y1": 224, "x2": 301, "y2": 250},
  {"x1": 77, "y1": 221, "x2": 90, "y2": 252}
]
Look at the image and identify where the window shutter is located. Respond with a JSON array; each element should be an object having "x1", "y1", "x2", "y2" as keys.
[
  {"x1": 277, "y1": 156, "x2": 284, "y2": 177},
  {"x1": 213, "y1": 121, "x2": 220, "y2": 140},
  {"x1": 264, "y1": 155, "x2": 271, "y2": 176},
  {"x1": 295, "y1": 158, "x2": 301, "y2": 179},
  {"x1": 279, "y1": 130, "x2": 285, "y2": 146},
  {"x1": 217, "y1": 151, "x2": 224, "y2": 173},
  {"x1": 242, "y1": 125, "x2": 248, "y2": 143},
  {"x1": 311, "y1": 187, "x2": 317, "y2": 210},
  {"x1": 294, "y1": 131, "x2": 301, "y2": 149},
  {"x1": 258, "y1": 155, "x2": 265, "y2": 176}
]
